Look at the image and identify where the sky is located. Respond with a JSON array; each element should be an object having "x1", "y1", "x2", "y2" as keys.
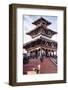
[{"x1": 23, "y1": 15, "x2": 58, "y2": 44}]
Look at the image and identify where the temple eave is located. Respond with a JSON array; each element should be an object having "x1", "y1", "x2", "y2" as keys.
[
  {"x1": 26, "y1": 27, "x2": 57, "y2": 36},
  {"x1": 32, "y1": 17, "x2": 51, "y2": 25},
  {"x1": 23, "y1": 37, "x2": 57, "y2": 50}
]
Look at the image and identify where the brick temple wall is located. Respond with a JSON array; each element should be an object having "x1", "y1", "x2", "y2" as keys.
[{"x1": 23, "y1": 57, "x2": 57, "y2": 74}]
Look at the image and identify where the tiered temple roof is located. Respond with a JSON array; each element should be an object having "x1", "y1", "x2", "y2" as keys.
[
  {"x1": 23, "y1": 17, "x2": 57, "y2": 75},
  {"x1": 23, "y1": 36, "x2": 57, "y2": 51},
  {"x1": 26, "y1": 25, "x2": 57, "y2": 38},
  {"x1": 23, "y1": 17, "x2": 57, "y2": 51},
  {"x1": 32, "y1": 17, "x2": 51, "y2": 25}
]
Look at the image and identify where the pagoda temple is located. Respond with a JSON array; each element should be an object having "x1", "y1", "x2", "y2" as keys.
[{"x1": 23, "y1": 17, "x2": 57, "y2": 75}]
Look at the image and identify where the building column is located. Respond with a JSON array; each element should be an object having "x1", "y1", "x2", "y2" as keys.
[
  {"x1": 49, "y1": 50, "x2": 51, "y2": 57},
  {"x1": 35, "y1": 50, "x2": 38, "y2": 59},
  {"x1": 39, "y1": 48, "x2": 43, "y2": 62},
  {"x1": 32, "y1": 51, "x2": 35, "y2": 59},
  {"x1": 48, "y1": 50, "x2": 49, "y2": 57},
  {"x1": 30, "y1": 51, "x2": 33, "y2": 59},
  {"x1": 37, "y1": 49, "x2": 39, "y2": 58},
  {"x1": 40, "y1": 49, "x2": 42, "y2": 57},
  {"x1": 46, "y1": 49, "x2": 48, "y2": 57},
  {"x1": 48, "y1": 50, "x2": 51, "y2": 57},
  {"x1": 54, "y1": 50, "x2": 57, "y2": 58},
  {"x1": 56, "y1": 50, "x2": 57, "y2": 56},
  {"x1": 51, "y1": 50, "x2": 53, "y2": 57},
  {"x1": 27, "y1": 51, "x2": 30, "y2": 59},
  {"x1": 53, "y1": 51, "x2": 54, "y2": 57}
]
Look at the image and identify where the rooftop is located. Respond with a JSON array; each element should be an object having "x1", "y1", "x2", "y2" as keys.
[
  {"x1": 32, "y1": 17, "x2": 51, "y2": 26},
  {"x1": 26, "y1": 25, "x2": 57, "y2": 38},
  {"x1": 23, "y1": 36, "x2": 57, "y2": 49}
]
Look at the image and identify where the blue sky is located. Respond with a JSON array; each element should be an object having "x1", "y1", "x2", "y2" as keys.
[{"x1": 23, "y1": 15, "x2": 57, "y2": 44}]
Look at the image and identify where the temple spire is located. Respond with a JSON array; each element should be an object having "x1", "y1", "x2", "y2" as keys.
[{"x1": 32, "y1": 17, "x2": 51, "y2": 26}]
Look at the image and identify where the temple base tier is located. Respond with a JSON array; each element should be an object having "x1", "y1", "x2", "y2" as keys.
[{"x1": 23, "y1": 57, "x2": 57, "y2": 75}]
